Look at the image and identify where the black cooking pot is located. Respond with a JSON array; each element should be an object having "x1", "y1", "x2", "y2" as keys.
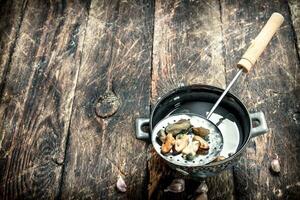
[{"x1": 136, "y1": 85, "x2": 268, "y2": 177}]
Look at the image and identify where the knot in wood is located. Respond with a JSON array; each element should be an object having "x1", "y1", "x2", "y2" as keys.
[{"x1": 95, "y1": 90, "x2": 120, "y2": 118}]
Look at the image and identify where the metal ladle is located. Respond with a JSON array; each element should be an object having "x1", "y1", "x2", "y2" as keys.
[
  {"x1": 207, "y1": 13, "x2": 284, "y2": 119},
  {"x1": 152, "y1": 13, "x2": 284, "y2": 166}
]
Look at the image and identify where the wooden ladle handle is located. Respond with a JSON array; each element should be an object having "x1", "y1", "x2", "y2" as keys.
[{"x1": 237, "y1": 13, "x2": 284, "y2": 72}]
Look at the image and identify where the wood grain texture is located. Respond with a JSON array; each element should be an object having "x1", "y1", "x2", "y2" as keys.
[
  {"x1": 0, "y1": 0, "x2": 90, "y2": 199},
  {"x1": 0, "y1": 0, "x2": 299, "y2": 199},
  {"x1": 151, "y1": 0, "x2": 226, "y2": 100},
  {"x1": 61, "y1": 0, "x2": 153, "y2": 199},
  {"x1": 288, "y1": 0, "x2": 300, "y2": 53},
  {"x1": 221, "y1": 0, "x2": 300, "y2": 199},
  {"x1": 0, "y1": 0, "x2": 26, "y2": 97},
  {"x1": 149, "y1": 0, "x2": 234, "y2": 199}
]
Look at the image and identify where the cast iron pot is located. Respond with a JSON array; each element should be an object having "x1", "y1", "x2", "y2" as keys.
[{"x1": 135, "y1": 85, "x2": 268, "y2": 177}]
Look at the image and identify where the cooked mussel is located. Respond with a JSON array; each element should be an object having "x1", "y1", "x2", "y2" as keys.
[
  {"x1": 161, "y1": 133, "x2": 175, "y2": 154},
  {"x1": 192, "y1": 127, "x2": 210, "y2": 137},
  {"x1": 174, "y1": 134, "x2": 189, "y2": 153},
  {"x1": 212, "y1": 156, "x2": 225, "y2": 162},
  {"x1": 166, "y1": 119, "x2": 191, "y2": 136},
  {"x1": 193, "y1": 135, "x2": 209, "y2": 150},
  {"x1": 182, "y1": 141, "x2": 199, "y2": 159},
  {"x1": 157, "y1": 129, "x2": 167, "y2": 143}
]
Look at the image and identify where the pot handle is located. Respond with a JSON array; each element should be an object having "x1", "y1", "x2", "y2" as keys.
[
  {"x1": 250, "y1": 111, "x2": 269, "y2": 138},
  {"x1": 135, "y1": 118, "x2": 150, "y2": 140}
]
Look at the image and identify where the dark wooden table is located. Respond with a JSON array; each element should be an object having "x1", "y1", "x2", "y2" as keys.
[{"x1": 0, "y1": 0, "x2": 299, "y2": 199}]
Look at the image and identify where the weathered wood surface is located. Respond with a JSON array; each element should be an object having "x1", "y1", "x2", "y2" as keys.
[
  {"x1": 60, "y1": 0, "x2": 153, "y2": 199},
  {"x1": 0, "y1": 0, "x2": 89, "y2": 199},
  {"x1": 221, "y1": 0, "x2": 300, "y2": 199},
  {"x1": 149, "y1": 1, "x2": 234, "y2": 199},
  {"x1": 0, "y1": 0, "x2": 299, "y2": 199},
  {"x1": 0, "y1": 0, "x2": 25, "y2": 96},
  {"x1": 288, "y1": 0, "x2": 300, "y2": 53}
]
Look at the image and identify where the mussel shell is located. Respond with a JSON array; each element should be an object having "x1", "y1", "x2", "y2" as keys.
[
  {"x1": 192, "y1": 127, "x2": 210, "y2": 137},
  {"x1": 165, "y1": 119, "x2": 191, "y2": 136}
]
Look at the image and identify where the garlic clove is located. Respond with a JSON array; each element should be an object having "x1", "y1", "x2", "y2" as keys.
[
  {"x1": 164, "y1": 178, "x2": 185, "y2": 193},
  {"x1": 116, "y1": 176, "x2": 127, "y2": 192},
  {"x1": 270, "y1": 158, "x2": 280, "y2": 173},
  {"x1": 195, "y1": 193, "x2": 208, "y2": 200},
  {"x1": 196, "y1": 181, "x2": 208, "y2": 194}
]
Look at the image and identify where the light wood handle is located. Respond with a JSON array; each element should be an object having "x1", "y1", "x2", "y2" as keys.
[{"x1": 237, "y1": 13, "x2": 284, "y2": 72}]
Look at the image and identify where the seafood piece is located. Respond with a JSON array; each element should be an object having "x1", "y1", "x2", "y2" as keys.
[
  {"x1": 212, "y1": 156, "x2": 226, "y2": 162},
  {"x1": 174, "y1": 134, "x2": 189, "y2": 153},
  {"x1": 193, "y1": 135, "x2": 209, "y2": 150},
  {"x1": 161, "y1": 133, "x2": 175, "y2": 154},
  {"x1": 176, "y1": 134, "x2": 185, "y2": 139},
  {"x1": 182, "y1": 141, "x2": 200, "y2": 159},
  {"x1": 185, "y1": 153, "x2": 196, "y2": 161},
  {"x1": 192, "y1": 127, "x2": 210, "y2": 137},
  {"x1": 157, "y1": 129, "x2": 167, "y2": 143},
  {"x1": 197, "y1": 149, "x2": 209, "y2": 155},
  {"x1": 165, "y1": 119, "x2": 191, "y2": 136}
]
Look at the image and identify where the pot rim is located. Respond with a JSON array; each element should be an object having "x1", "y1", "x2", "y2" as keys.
[{"x1": 149, "y1": 84, "x2": 252, "y2": 168}]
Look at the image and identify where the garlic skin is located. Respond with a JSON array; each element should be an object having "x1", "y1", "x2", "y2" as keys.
[
  {"x1": 196, "y1": 181, "x2": 208, "y2": 194},
  {"x1": 195, "y1": 193, "x2": 208, "y2": 200},
  {"x1": 195, "y1": 181, "x2": 208, "y2": 200},
  {"x1": 270, "y1": 159, "x2": 280, "y2": 173},
  {"x1": 116, "y1": 176, "x2": 127, "y2": 192},
  {"x1": 164, "y1": 178, "x2": 185, "y2": 193}
]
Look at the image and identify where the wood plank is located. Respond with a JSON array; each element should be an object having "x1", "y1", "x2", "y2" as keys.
[
  {"x1": 221, "y1": 0, "x2": 300, "y2": 199},
  {"x1": 0, "y1": 0, "x2": 90, "y2": 199},
  {"x1": 61, "y1": 0, "x2": 154, "y2": 199},
  {"x1": 0, "y1": 0, "x2": 26, "y2": 97},
  {"x1": 149, "y1": 1, "x2": 235, "y2": 199},
  {"x1": 288, "y1": 0, "x2": 300, "y2": 54}
]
